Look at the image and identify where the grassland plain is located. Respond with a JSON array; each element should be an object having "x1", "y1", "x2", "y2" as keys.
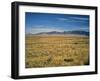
[{"x1": 25, "y1": 35, "x2": 89, "y2": 68}]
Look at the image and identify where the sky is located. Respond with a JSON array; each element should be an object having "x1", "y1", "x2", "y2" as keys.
[{"x1": 25, "y1": 12, "x2": 89, "y2": 34}]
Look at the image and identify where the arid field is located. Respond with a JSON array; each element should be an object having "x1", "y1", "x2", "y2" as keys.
[{"x1": 25, "y1": 35, "x2": 89, "y2": 68}]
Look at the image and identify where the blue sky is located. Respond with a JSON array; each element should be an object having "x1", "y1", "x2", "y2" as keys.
[{"x1": 25, "y1": 12, "x2": 89, "y2": 34}]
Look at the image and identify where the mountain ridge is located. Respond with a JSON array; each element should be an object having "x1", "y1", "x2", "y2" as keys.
[{"x1": 31, "y1": 30, "x2": 89, "y2": 36}]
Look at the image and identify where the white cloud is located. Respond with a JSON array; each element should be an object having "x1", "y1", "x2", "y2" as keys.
[
  {"x1": 56, "y1": 17, "x2": 89, "y2": 23},
  {"x1": 26, "y1": 27, "x2": 63, "y2": 34},
  {"x1": 57, "y1": 18, "x2": 69, "y2": 21},
  {"x1": 31, "y1": 25, "x2": 46, "y2": 28},
  {"x1": 70, "y1": 17, "x2": 89, "y2": 21}
]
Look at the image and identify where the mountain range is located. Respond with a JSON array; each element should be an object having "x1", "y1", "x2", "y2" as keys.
[{"x1": 33, "y1": 30, "x2": 89, "y2": 36}]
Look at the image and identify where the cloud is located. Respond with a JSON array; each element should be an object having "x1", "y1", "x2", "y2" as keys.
[
  {"x1": 57, "y1": 16, "x2": 89, "y2": 23},
  {"x1": 31, "y1": 25, "x2": 47, "y2": 28},
  {"x1": 57, "y1": 18, "x2": 69, "y2": 21},
  {"x1": 77, "y1": 27, "x2": 89, "y2": 31},
  {"x1": 69, "y1": 26, "x2": 89, "y2": 32},
  {"x1": 70, "y1": 17, "x2": 89, "y2": 21},
  {"x1": 26, "y1": 27, "x2": 63, "y2": 34},
  {"x1": 35, "y1": 29, "x2": 62, "y2": 34}
]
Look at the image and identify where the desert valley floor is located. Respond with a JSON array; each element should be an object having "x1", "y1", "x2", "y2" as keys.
[{"x1": 25, "y1": 35, "x2": 89, "y2": 68}]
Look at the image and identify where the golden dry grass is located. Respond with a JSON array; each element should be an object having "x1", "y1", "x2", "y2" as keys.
[{"x1": 25, "y1": 35, "x2": 89, "y2": 68}]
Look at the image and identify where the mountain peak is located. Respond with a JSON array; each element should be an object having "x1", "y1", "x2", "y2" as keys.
[{"x1": 33, "y1": 30, "x2": 89, "y2": 36}]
